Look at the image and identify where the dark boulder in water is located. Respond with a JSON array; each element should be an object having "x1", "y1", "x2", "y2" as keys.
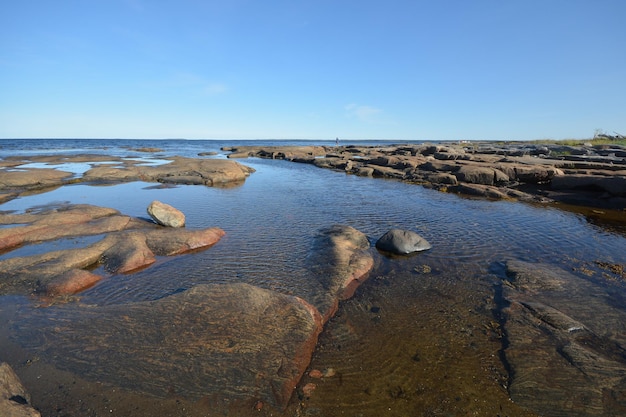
[{"x1": 375, "y1": 229, "x2": 431, "y2": 255}]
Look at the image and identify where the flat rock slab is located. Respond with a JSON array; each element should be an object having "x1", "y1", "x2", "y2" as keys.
[
  {"x1": 0, "y1": 168, "x2": 73, "y2": 189},
  {"x1": 0, "y1": 155, "x2": 256, "y2": 205},
  {"x1": 0, "y1": 204, "x2": 225, "y2": 296},
  {"x1": 224, "y1": 145, "x2": 328, "y2": 160},
  {"x1": 501, "y1": 260, "x2": 626, "y2": 416},
  {"x1": 83, "y1": 156, "x2": 255, "y2": 186},
  {"x1": 13, "y1": 283, "x2": 323, "y2": 409}
]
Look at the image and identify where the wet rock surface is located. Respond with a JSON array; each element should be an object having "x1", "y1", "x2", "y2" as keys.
[
  {"x1": 306, "y1": 225, "x2": 375, "y2": 321},
  {"x1": 14, "y1": 284, "x2": 323, "y2": 409},
  {"x1": 224, "y1": 143, "x2": 626, "y2": 211},
  {"x1": 8, "y1": 224, "x2": 374, "y2": 411},
  {"x1": 0, "y1": 362, "x2": 40, "y2": 417},
  {"x1": 0, "y1": 204, "x2": 225, "y2": 296},
  {"x1": 0, "y1": 152, "x2": 378, "y2": 411},
  {"x1": 499, "y1": 260, "x2": 626, "y2": 416}
]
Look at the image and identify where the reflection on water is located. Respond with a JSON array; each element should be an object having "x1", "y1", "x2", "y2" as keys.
[{"x1": 1, "y1": 148, "x2": 625, "y2": 416}]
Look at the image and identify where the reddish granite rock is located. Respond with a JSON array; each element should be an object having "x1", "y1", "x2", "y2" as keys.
[
  {"x1": 144, "y1": 227, "x2": 226, "y2": 255},
  {"x1": 0, "y1": 205, "x2": 131, "y2": 252},
  {"x1": 0, "y1": 204, "x2": 226, "y2": 296},
  {"x1": 43, "y1": 269, "x2": 102, "y2": 296},
  {"x1": 15, "y1": 283, "x2": 323, "y2": 410},
  {"x1": 307, "y1": 225, "x2": 374, "y2": 321},
  {"x1": 101, "y1": 232, "x2": 156, "y2": 273}
]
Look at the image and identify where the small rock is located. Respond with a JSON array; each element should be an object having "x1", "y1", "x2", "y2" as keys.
[
  {"x1": 375, "y1": 229, "x2": 431, "y2": 255},
  {"x1": 302, "y1": 382, "x2": 316, "y2": 398},
  {"x1": 147, "y1": 200, "x2": 185, "y2": 227},
  {"x1": 308, "y1": 369, "x2": 323, "y2": 379}
]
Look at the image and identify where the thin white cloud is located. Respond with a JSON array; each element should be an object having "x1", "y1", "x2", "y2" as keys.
[
  {"x1": 345, "y1": 103, "x2": 382, "y2": 122},
  {"x1": 204, "y1": 83, "x2": 228, "y2": 95},
  {"x1": 171, "y1": 72, "x2": 228, "y2": 96}
]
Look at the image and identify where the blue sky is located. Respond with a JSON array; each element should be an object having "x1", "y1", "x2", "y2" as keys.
[{"x1": 1, "y1": 0, "x2": 624, "y2": 141}]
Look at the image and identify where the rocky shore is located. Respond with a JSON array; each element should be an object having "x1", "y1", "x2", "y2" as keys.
[
  {"x1": 1, "y1": 143, "x2": 624, "y2": 416},
  {"x1": 224, "y1": 142, "x2": 626, "y2": 212},
  {"x1": 0, "y1": 154, "x2": 255, "y2": 204},
  {"x1": 0, "y1": 150, "x2": 381, "y2": 412}
]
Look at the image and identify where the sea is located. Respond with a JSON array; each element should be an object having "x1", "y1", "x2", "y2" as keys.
[{"x1": 0, "y1": 138, "x2": 625, "y2": 417}]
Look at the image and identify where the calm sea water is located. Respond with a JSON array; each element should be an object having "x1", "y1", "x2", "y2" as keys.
[{"x1": 1, "y1": 139, "x2": 625, "y2": 416}]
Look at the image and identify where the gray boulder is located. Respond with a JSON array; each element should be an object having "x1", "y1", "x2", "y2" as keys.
[
  {"x1": 147, "y1": 200, "x2": 186, "y2": 227},
  {"x1": 375, "y1": 229, "x2": 432, "y2": 254}
]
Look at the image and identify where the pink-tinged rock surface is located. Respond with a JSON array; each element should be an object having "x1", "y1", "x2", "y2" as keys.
[
  {"x1": 15, "y1": 283, "x2": 323, "y2": 410},
  {"x1": 0, "y1": 204, "x2": 226, "y2": 296},
  {"x1": 307, "y1": 225, "x2": 374, "y2": 322},
  {"x1": 43, "y1": 270, "x2": 102, "y2": 296}
]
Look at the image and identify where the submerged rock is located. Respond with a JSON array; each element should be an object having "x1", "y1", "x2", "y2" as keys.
[
  {"x1": 147, "y1": 200, "x2": 185, "y2": 227},
  {"x1": 44, "y1": 269, "x2": 102, "y2": 296},
  {"x1": 14, "y1": 283, "x2": 323, "y2": 410},
  {"x1": 500, "y1": 260, "x2": 626, "y2": 416},
  {"x1": 0, "y1": 362, "x2": 41, "y2": 417},
  {"x1": 375, "y1": 229, "x2": 432, "y2": 255}
]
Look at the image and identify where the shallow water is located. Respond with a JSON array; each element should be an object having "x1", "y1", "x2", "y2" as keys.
[{"x1": 0, "y1": 139, "x2": 625, "y2": 416}]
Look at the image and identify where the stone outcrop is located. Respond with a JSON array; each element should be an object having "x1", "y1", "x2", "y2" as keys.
[
  {"x1": 223, "y1": 145, "x2": 327, "y2": 160},
  {"x1": 0, "y1": 155, "x2": 255, "y2": 203},
  {"x1": 0, "y1": 204, "x2": 132, "y2": 252},
  {"x1": 306, "y1": 225, "x2": 374, "y2": 321},
  {"x1": 83, "y1": 156, "x2": 255, "y2": 186},
  {"x1": 375, "y1": 229, "x2": 432, "y2": 255},
  {"x1": 499, "y1": 260, "x2": 626, "y2": 416},
  {"x1": 0, "y1": 362, "x2": 40, "y2": 417},
  {"x1": 147, "y1": 200, "x2": 185, "y2": 227},
  {"x1": 0, "y1": 168, "x2": 73, "y2": 190},
  {"x1": 223, "y1": 143, "x2": 626, "y2": 211},
  {"x1": 0, "y1": 204, "x2": 225, "y2": 296}
]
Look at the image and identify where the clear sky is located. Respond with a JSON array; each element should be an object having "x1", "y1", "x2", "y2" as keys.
[{"x1": 1, "y1": 0, "x2": 625, "y2": 141}]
